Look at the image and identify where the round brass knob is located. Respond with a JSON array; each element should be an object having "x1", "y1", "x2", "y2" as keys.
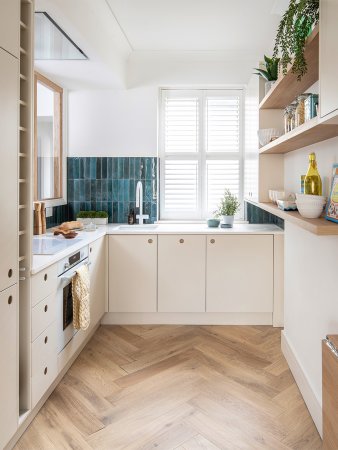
[
  {"x1": 44, "y1": 367, "x2": 48, "y2": 375},
  {"x1": 148, "y1": 239, "x2": 153, "y2": 244},
  {"x1": 8, "y1": 269, "x2": 13, "y2": 278},
  {"x1": 44, "y1": 273, "x2": 48, "y2": 281},
  {"x1": 44, "y1": 336, "x2": 48, "y2": 344},
  {"x1": 179, "y1": 239, "x2": 184, "y2": 244},
  {"x1": 8, "y1": 296, "x2": 13, "y2": 305},
  {"x1": 44, "y1": 304, "x2": 48, "y2": 313},
  {"x1": 210, "y1": 239, "x2": 215, "y2": 244}
]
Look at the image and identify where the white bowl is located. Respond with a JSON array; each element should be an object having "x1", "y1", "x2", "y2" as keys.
[
  {"x1": 258, "y1": 128, "x2": 283, "y2": 147},
  {"x1": 296, "y1": 197, "x2": 326, "y2": 219},
  {"x1": 296, "y1": 193, "x2": 326, "y2": 202}
]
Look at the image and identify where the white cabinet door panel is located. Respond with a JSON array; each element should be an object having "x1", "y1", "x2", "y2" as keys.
[
  {"x1": 158, "y1": 235, "x2": 206, "y2": 312},
  {"x1": 206, "y1": 235, "x2": 273, "y2": 313},
  {"x1": 109, "y1": 235, "x2": 157, "y2": 312},
  {"x1": 89, "y1": 236, "x2": 107, "y2": 325}
]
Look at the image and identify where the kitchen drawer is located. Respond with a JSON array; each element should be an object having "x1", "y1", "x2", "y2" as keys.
[
  {"x1": 32, "y1": 321, "x2": 57, "y2": 377},
  {"x1": 31, "y1": 342, "x2": 58, "y2": 408},
  {"x1": 31, "y1": 264, "x2": 57, "y2": 307},
  {"x1": 31, "y1": 292, "x2": 56, "y2": 341}
]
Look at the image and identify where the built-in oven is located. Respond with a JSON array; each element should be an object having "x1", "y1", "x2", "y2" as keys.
[{"x1": 57, "y1": 246, "x2": 89, "y2": 353}]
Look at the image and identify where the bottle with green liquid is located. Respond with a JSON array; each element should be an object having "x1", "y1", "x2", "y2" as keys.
[{"x1": 304, "y1": 152, "x2": 322, "y2": 195}]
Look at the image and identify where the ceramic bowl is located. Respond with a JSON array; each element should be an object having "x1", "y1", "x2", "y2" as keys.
[
  {"x1": 207, "y1": 218, "x2": 220, "y2": 228},
  {"x1": 295, "y1": 195, "x2": 326, "y2": 219},
  {"x1": 258, "y1": 128, "x2": 283, "y2": 147}
]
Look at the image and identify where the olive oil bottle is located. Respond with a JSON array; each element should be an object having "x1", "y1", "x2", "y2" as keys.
[{"x1": 304, "y1": 152, "x2": 322, "y2": 195}]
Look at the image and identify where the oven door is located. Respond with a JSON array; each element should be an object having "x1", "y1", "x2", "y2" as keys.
[{"x1": 57, "y1": 258, "x2": 89, "y2": 353}]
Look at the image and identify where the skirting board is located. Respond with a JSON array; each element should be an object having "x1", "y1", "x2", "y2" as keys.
[
  {"x1": 281, "y1": 331, "x2": 322, "y2": 437},
  {"x1": 102, "y1": 312, "x2": 273, "y2": 325}
]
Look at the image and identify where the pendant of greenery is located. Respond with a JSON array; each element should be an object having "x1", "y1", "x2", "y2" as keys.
[
  {"x1": 254, "y1": 55, "x2": 280, "y2": 81},
  {"x1": 273, "y1": 0, "x2": 319, "y2": 81}
]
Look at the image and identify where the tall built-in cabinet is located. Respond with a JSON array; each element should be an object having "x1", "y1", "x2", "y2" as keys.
[{"x1": 245, "y1": 0, "x2": 338, "y2": 236}]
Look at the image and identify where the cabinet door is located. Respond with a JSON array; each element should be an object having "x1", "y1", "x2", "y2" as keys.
[
  {"x1": 0, "y1": 48, "x2": 18, "y2": 292},
  {"x1": 109, "y1": 235, "x2": 157, "y2": 312},
  {"x1": 320, "y1": 0, "x2": 338, "y2": 119},
  {"x1": 0, "y1": 0, "x2": 20, "y2": 58},
  {"x1": 89, "y1": 236, "x2": 107, "y2": 325},
  {"x1": 158, "y1": 235, "x2": 206, "y2": 312},
  {"x1": 0, "y1": 285, "x2": 18, "y2": 449},
  {"x1": 206, "y1": 235, "x2": 273, "y2": 313}
]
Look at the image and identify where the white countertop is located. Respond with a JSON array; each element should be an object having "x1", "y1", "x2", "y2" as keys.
[{"x1": 31, "y1": 223, "x2": 283, "y2": 274}]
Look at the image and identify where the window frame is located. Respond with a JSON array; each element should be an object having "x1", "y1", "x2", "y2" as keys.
[{"x1": 159, "y1": 88, "x2": 244, "y2": 221}]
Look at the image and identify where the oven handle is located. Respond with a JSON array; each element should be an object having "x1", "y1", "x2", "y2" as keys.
[{"x1": 59, "y1": 261, "x2": 91, "y2": 285}]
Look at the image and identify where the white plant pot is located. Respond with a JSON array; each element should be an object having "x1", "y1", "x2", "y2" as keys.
[
  {"x1": 94, "y1": 218, "x2": 108, "y2": 225},
  {"x1": 265, "y1": 80, "x2": 275, "y2": 96},
  {"x1": 77, "y1": 218, "x2": 93, "y2": 225},
  {"x1": 221, "y1": 215, "x2": 234, "y2": 227}
]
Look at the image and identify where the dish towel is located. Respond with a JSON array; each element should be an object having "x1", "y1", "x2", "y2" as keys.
[{"x1": 72, "y1": 264, "x2": 90, "y2": 330}]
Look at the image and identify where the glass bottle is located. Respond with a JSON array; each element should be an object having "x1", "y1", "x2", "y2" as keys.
[{"x1": 304, "y1": 152, "x2": 322, "y2": 196}]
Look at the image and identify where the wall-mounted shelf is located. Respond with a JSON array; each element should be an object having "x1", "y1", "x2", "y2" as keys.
[
  {"x1": 259, "y1": 25, "x2": 319, "y2": 110},
  {"x1": 246, "y1": 199, "x2": 338, "y2": 235},
  {"x1": 259, "y1": 117, "x2": 338, "y2": 154}
]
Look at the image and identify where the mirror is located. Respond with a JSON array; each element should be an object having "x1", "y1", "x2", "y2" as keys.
[{"x1": 34, "y1": 72, "x2": 63, "y2": 201}]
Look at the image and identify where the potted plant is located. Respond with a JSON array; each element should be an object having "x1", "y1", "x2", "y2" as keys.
[
  {"x1": 77, "y1": 210, "x2": 96, "y2": 225},
  {"x1": 94, "y1": 211, "x2": 108, "y2": 225},
  {"x1": 254, "y1": 55, "x2": 280, "y2": 95},
  {"x1": 214, "y1": 189, "x2": 241, "y2": 228},
  {"x1": 273, "y1": 0, "x2": 319, "y2": 80}
]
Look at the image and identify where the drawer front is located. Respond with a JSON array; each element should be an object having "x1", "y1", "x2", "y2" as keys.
[
  {"x1": 31, "y1": 264, "x2": 57, "y2": 307},
  {"x1": 31, "y1": 293, "x2": 56, "y2": 341},
  {"x1": 32, "y1": 321, "x2": 57, "y2": 377},
  {"x1": 31, "y1": 348, "x2": 57, "y2": 408}
]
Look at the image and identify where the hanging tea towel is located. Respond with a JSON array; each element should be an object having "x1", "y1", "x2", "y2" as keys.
[{"x1": 72, "y1": 264, "x2": 90, "y2": 330}]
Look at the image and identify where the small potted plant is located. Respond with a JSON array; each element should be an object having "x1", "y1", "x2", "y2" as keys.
[
  {"x1": 77, "y1": 210, "x2": 96, "y2": 225},
  {"x1": 94, "y1": 211, "x2": 108, "y2": 225},
  {"x1": 214, "y1": 189, "x2": 241, "y2": 228},
  {"x1": 254, "y1": 55, "x2": 280, "y2": 95}
]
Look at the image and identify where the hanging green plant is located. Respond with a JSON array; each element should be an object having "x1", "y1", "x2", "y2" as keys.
[{"x1": 273, "y1": 0, "x2": 319, "y2": 81}]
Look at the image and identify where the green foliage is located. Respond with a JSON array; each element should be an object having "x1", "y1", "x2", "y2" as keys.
[
  {"x1": 95, "y1": 211, "x2": 108, "y2": 218},
  {"x1": 214, "y1": 189, "x2": 241, "y2": 217},
  {"x1": 77, "y1": 210, "x2": 96, "y2": 219},
  {"x1": 254, "y1": 55, "x2": 280, "y2": 81},
  {"x1": 273, "y1": 0, "x2": 319, "y2": 80}
]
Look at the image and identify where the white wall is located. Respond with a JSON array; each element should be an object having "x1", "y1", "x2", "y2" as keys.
[
  {"x1": 283, "y1": 138, "x2": 338, "y2": 434},
  {"x1": 68, "y1": 87, "x2": 158, "y2": 157}
]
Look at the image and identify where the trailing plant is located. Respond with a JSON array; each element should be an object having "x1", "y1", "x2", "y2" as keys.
[
  {"x1": 254, "y1": 55, "x2": 280, "y2": 81},
  {"x1": 77, "y1": 210, "x2": 96, "y2": 219},
  {"x1": 214, "y1": 189, "x2": 241, "y2": 217},
  {"x1": 273, "y1": 0, "x2": 319, "y2": 80},
  {"x1": 95, "y1": 211, "x2": 108, "y2": 218}
]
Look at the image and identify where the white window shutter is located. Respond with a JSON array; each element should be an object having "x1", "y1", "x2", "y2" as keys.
[
  {"x1": 164, "y1": 160, "x2": 198, "y2": 211},
  {"x1": 206, "y1": 160, "x2": 240, "y2": 213}
]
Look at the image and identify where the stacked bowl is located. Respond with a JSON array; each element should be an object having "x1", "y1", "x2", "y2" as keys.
[{"x1": 295, "y1": 194, "x2": 326, "y2": 218}]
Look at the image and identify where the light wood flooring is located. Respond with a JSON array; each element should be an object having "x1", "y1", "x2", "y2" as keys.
[{"x1": 15, "y1": 325, "x2": 322, "y2": 450}]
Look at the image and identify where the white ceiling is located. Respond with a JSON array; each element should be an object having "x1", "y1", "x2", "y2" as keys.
[{"x1": 106, "y1": 0, "x2": 282, "y2": 52}]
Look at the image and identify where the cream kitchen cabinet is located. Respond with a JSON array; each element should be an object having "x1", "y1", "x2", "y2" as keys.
[
  {"x1": 89, "y1": 236, "x2": 107, "y2": 325},
  {"x1": 206, "y1": 235, "x2": 273, "y2": 313},
  {"x1": 320, "y1": 0, "x2": 338, "y2": 120},
  {"x1": 0, "y1": 0, "x2": 20, "y2": 58},
  {"x1": 158, "y1": 235, "x2": 206, "y2": 312},
  {"x1": 108, "y1": 235, "x2": 157, "y2": 312},
  {"x1": 0, "y1": 48, "x2": 18, "y2": 292},
  {"x1": 0, "y1": 285, "x2": 18, "y2": 450}
]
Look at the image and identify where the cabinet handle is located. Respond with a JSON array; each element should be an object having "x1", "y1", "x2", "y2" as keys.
[
  {"x1": 8, "y1": 296, "x2": 13, "y2": 305},
  {"x1": 210, "y1": 239, "x2": 215, "y2": 244},
  {"x1": 44, "y1": 273, "x2": 48, "y2": 281},
  {"x1": 44, "y1": 336, "x2": 48, "y2": 344},
  {"x1": 148, "y1": 239, "x2": 153, "y2": 244},
  {"x1": 179, "y1": 239, "x2": 184, "y2": 244},
  {"x1": 44, "y1": 367, "x2": 48, "y2": 375},
  {"x1": 44, "y1": 304, "x2": 48, "y2": 313},
  {"x1": 8, "y1": 269, "x2": 13, "y2": 278}
]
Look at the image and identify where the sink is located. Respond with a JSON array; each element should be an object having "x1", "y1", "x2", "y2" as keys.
[
  {"x1": 33, "y1": 236, "x2": 82, "y2": 255},
  {"x1": 117, "y1": 225, "x2": 158, "y2": 231}
]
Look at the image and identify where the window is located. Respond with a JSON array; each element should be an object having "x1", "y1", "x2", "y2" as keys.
[
  {"x1": 159, "y1": 89, "x2": 243, "y2": 220},
  {"x1": 34, "y1": 72, "x2": 63, "y2": 203}
]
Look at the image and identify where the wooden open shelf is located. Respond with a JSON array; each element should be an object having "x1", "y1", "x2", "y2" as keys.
[
  {"x1": 259, "y1": 117, "x2": 338, "y2": 154},
  {"x1": 247, "y1": 200, "x2": 338, "y2": 235},
  {"x1": 259, "y1": 25, "x2": 319, "y2": 110}
]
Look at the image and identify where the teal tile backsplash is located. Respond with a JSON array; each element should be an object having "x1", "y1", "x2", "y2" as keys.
[{"x1": 67, "y1": 157, "x2": 158, "y2": 224}]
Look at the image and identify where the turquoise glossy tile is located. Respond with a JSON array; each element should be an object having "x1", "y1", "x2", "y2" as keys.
[
  {"x1": 90, "y1": 158, "x2": 97, "y2": 179},
  {"x1": 102, "y1": 157, "x2": 107, "y2": 179}
]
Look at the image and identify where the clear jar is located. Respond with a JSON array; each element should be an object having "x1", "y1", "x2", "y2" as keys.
[
  {"x1": 289, "y1": 103, "x2": 297, "y2": 130},
  {"x1": 295, "y1": 94, "x2": 310, "y2": 127},
  {"x1": 283, "y1": 107, "x2": 292, "y2": 133}
]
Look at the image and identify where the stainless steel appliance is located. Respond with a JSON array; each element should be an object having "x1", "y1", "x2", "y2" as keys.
[{"x1": 57, "y1": 246, "x2": 89, "y2": 353}]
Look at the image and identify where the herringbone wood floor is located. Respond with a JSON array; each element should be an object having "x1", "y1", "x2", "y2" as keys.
[{"x1": 15, "y1": 325, "x2": 322, "y2": 450}]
